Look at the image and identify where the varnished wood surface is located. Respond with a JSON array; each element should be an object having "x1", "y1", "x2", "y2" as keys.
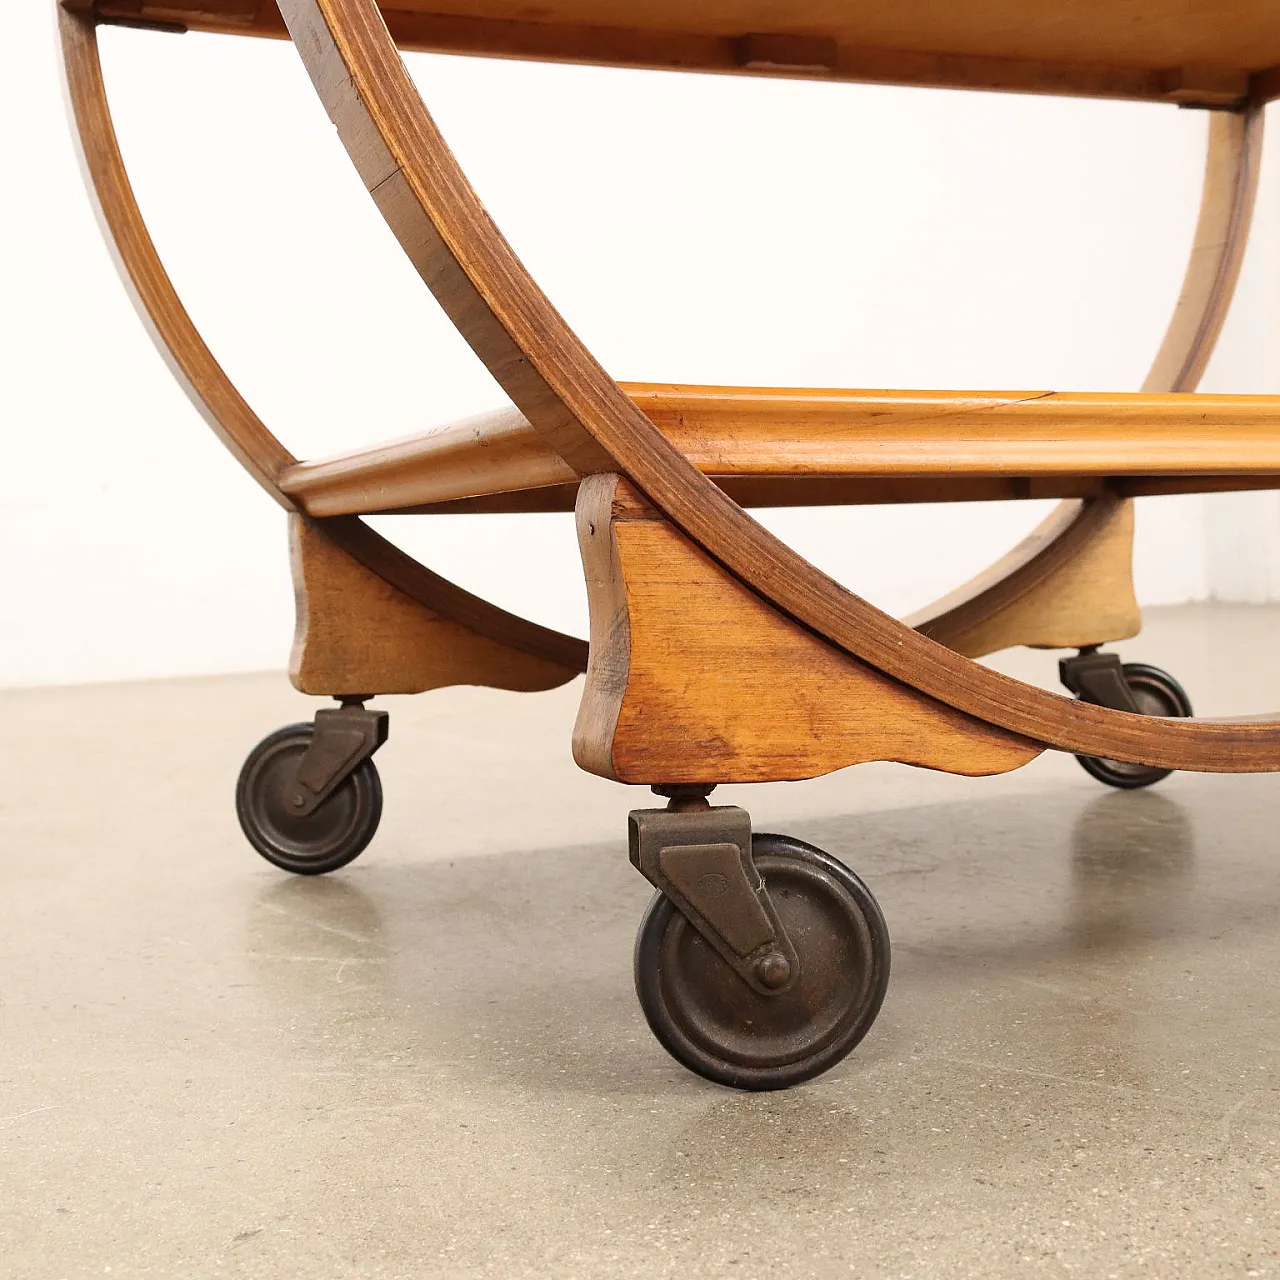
[
  {"x1": 290, "y1": 515, "x2": 581, "y2": 693},
  {"x1": 87, "y1": 0, "x2": 1280, "y2": 106},
  {"x1": 280, "y1": 385, "x2": 1280, "y2": 516},
  {"x1": 281, "y1": 407, "x2": 574, "y2": 515},
  {"x1": 573, "y1": 476, "x2": 1042, "y2": 783},
  {"x1": 281, "y1": 0, "x2": 1280, "y2": 772}
]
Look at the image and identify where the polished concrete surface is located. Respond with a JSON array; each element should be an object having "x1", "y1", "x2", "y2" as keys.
[{"x1": 4, "y1": 603, "x2": 1280, "y2": 1278}]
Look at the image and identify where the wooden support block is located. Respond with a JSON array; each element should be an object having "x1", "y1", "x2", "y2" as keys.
[
  {"x1": 289, "y1": 515, "x2": 578, "y2": 697},
  {"x1": 572, "y1": 476, "x2": 1044, "y2": 784},
  {"x1": 908, "y1": 495, "x2": 1142, "y2": 659},
  {"x1": 735, "y1": 33, "x2": 838, "y2": 73},
  {"x1": 1158, "y1": 66, "x2": 1250, "y2": 107}
]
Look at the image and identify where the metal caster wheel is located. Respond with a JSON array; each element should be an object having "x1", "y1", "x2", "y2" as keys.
[
  {"x1": 236, "y1": 723, "x2": 382, "y2": 875},
  {"x1": 634, "y1": 833, "x2": 890, "y2": 1091},
  {"x1": 1074, "y1": 662, "x2": 1193, "y2": 790}
]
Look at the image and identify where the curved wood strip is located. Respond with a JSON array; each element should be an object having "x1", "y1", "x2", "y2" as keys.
[
  {"x1": 58, "y1": 6, "x2": 295, "y2": 502},
  {"x1": 911, "y1": 105, "x2": 1264, "y2": 651},
  {"x1": 281, "y1": 0, "x2": 1280, "y2": 772},
  {"x1": 1142, "y1": 106, "x2": 1265, "y2": 395},
  {"x1": 59, "y1": 5, "x2": 587, "y2": 674}
]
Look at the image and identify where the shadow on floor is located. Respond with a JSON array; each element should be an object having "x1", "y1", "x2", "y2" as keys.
[{"x1": 241, "y1": 782, "x2": 1280, "y2": 1099}]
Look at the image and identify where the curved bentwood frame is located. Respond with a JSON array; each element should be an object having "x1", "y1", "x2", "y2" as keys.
[
  {"x1": 58, "y1": 6, "x2": 588, "y2": 687},
  {"x1": 59, "y1": 0, "x2": 1279, "y2": 775}
]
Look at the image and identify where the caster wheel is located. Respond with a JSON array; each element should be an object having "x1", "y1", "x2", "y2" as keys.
[
  {"x1": 1075, "y1": 663, "x2": 1193, "y2": 790},
  {"x1": 235, "y1": 723, "x2": 382, "y2": 875},
  {"x1": 634, "y1": 833, "x2": 890, "y2": 1091}
]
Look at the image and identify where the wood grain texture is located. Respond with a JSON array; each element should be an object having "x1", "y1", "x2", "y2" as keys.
[
  {"x1": 907, "y1": 497, "x2": 1140, "y2": 658},
  {"x1": 629, "y1": 385, "x2": 1280, "y2": 474},
  {"x1": 280, "y1": 0, "x2": 1280, "y2": 773},
  {"x1": 279, "y1": 384, "x2": 1280, "y2": 516},
  {"x1": 291, "y1": 515, "x2": 582, "y2": 694},
  {"x1": 92, "y1": 0, "x2": 1280, "y2": 107},
  {"x1": 573, "y1": 476, "x2": 1042, "y2": 784}
]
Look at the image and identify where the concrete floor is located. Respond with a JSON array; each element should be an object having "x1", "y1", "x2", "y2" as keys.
[{"x1": 3, "y1": 603, "x2": 1280, "y2": 1278}]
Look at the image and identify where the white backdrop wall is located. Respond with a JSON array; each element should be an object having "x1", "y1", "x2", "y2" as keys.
[{"x1": 3, "y1": 8, "x2": 1278, "y2": 687}]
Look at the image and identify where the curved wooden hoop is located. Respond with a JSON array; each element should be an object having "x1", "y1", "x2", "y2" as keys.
[
  {"x1": 910, "y1": 105, "x2": 1264, "y2": 648},
  {"x1": 59, "y1": 5, "x2": 294, "y2": 503},
  {"x1": 57, "y1": 6, "x2": 587, "y2": 674},
  {"x1": 1143, "y1": 105, "x2": 1265, "y2": 396},
  {"x1": 278, "y1": 0, "x2": 1280, "y2": 772}
]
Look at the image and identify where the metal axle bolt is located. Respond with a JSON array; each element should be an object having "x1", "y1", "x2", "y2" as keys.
[{"x1": 754, "y1": 951, "x2": 792, "y2": 989}]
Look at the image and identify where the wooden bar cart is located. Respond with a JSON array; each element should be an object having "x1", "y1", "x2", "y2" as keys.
[{"x1": 59, "y1": 0, "x2": 1280, "y2": 1089}]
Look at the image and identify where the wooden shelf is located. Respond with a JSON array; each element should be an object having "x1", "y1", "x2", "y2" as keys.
[
  {"x1": 278, "y1": 384, "x2": 1280, "y2": 515},
  {"x1": 87, "y1": 0, "x2": 1280, "y2": 106}
]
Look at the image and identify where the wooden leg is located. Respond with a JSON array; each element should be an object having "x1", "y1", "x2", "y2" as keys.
[
  {"x1": 572, "y1": 475, "x2": 1043, "y2": 784},
  {"x1": 289, "y1": 515, "x2": 580, "y2": 696}
]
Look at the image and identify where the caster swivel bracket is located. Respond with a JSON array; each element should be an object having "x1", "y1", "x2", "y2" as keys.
[
  {"x1": 1059, "y1": 648, "x2": 1140, "y2": 712},
  {"x1": 289, "y1": 702, "x2": 389, "y2": 818},
  {"x1": 628, "y1": 804, "x2": 800, "y2": 997}
]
